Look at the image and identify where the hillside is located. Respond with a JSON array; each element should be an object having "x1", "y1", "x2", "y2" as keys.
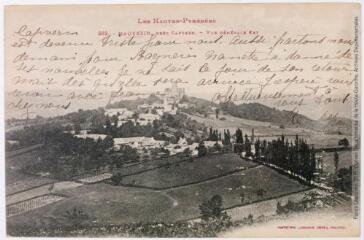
[
  {"x1": 105, "y1": 94, "x2": 352, "y2": 135},
  {"x1": 219, "y1": 102, "x2": 352, "y2": 134},
  {"x1": 315, "y1": 117, "x2": 352, "y2": 135},
  {"x1": 219, "y1": 102, "x2": 314, "y2": 127}
]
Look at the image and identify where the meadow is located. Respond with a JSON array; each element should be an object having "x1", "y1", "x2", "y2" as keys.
[
  {"x1": 7, "y1": 157, "x2": 309, "y2": 231},
  {"x1": 120, "y1": 153, "x2": 257, "y2": 189}
]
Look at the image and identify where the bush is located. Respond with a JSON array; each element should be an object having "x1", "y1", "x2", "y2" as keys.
[
  {"x1": 8, "y1": 220, "x2": 234, "y2": 237},
  {"x1": 197, "y1": 142, "x2": 207, "y2": 157},
  {"x1": 110, "y1": 173, "x2": 123, "y2": 185},
  {"x1": 64, "y1": 208, "x2": 91, "y2": 227},
  {"x1": 199, "y1": 195, "x2": 231, "y2": 224},
  {"x1": 338, "y1": 138, "x2": 349, "y2": 147}
]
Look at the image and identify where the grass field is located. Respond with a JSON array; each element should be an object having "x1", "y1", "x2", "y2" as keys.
[
  {"x1": 120, "y1": 153, "x2": 258, "y2": 189},
  {"x1": 164, "y1": 166, "x2": 310, "y2": 221},
  {"x1": 6, "y1": 171, "x2": 55, "y2": 196},
  {"x1": 6, "y1": 150, "x2": 57, "y2": 195},
  {"x1": 7, "y1": 162, "x2": 310, "y2": 231},
  {"x1": 115, "y1": 154, "x2": 194, "y2": 177},
  {"x1": 7, "y1": 194, "x2": 65, "y2": 217},
  {"x1": 7, "y1": 183, "x2": 173, "y2": 229},
  {"x1": 6, "y1": 150, "x2": 43, "y2": 171}
]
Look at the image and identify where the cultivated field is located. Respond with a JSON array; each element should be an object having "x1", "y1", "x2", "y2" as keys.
[
  {"x1": 78, "y1": 173, "x2": 113, "y2": 184},
  {"x1": 7, "y1": 183, "x2": 172, "y2": 229},
  {"x1": 7, "y1": 159, "x2": 310, "y2": 230},
  {"x1": 120, "y1": 153, "x2": 258, "y2": 189},
  {"x1": 7, "y1": 194, "x2": 65, "y2": 217},
  {"x1": 164, "y1": 166, "x2": 310, "y2": 221},
  {"x1": 116, "y1": 155, "x2": 194, "y2": 177}
]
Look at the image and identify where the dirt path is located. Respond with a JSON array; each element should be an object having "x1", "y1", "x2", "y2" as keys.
[{"x1": 158, "y1": 191, "x2": 179, "y2": 207}]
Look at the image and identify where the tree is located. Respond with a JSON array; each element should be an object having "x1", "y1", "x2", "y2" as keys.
[
  {"x1": 120, "y1": 145, "x2": 139, "y2": 162},
  {"x1": 132, "y1": 112, "x2": 139, "y2": 121},
  {"x1": 198, "y1": 195, "x2": 232, "y2": 233},
  {"x1": 210, "y1": 130, "x2": 218, "y2": 141},
  {"x1": 105, "y1": 116, "x2": 112, "y2": 131},
  {"x1": 199, "y1": 195, "x2": 225, "y2": 221},
  {"x1": 236, "y1": 128, "x2": 243, "y2": 144},
  {"x1": 183, "y1": 147, "x2": 193, "y2": 159},
  {"x1": 110, "y1": 172, "x2": 123, "y2": 185},
  {"x1": 90, "y1": 110, "x2": 106, "y2": 132},
  {"x1": 338, "y1": 138, "x2": 349, "y2": 148},
  {"x1": 215, "y1": 108, "x2": 220, "y2": 119},
  {"x1": 334, "y1": 151, "x2": 339, "y2": 173},
  {"x1": 111, "y1": 115, "x2": 118, "y2": 128},
  {"x1": 103, "y1": 135, "x2": 114, "y2": 150},
  {"x1": 225, "y1": 129, "x2": 231, "y2": 145},
  {"x1": 74, "y1": 123, "x2": 81, "y2": 134},
  {"x1": 197, "y1": 142, "x2": 207, "y2": 157},
  {"x1": 209, "y1": 127, "x2": 213, "y2": 140},
  {"x1": 254, "y1": 139, "x2": 261, "y2": 159}
]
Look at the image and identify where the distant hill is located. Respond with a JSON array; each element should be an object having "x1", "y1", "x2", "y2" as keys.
[
  {"x1": 105, "y1": 94, "x2": 352, "y2": 135},
  {"x1": 219, "y1": 101, "x2": 352, "y2": 135},
  {"x1": 219, "y1": 102, "x2": 314, "y2": 128},
  {"x1": 314, "y1": 117, "x2": 352, "y2": 135}
]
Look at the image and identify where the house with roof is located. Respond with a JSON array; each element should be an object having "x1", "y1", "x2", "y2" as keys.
[
  {"x1": 113, "y1": 137, "x2": 166, "y2": 150},
  {"x1": 137, "y1": 113, "x2": 160, "y2": 126},
  {"x1": 75, "y1": 134, "x2": 108, "y2": 141},
  {"x1": 105, "y1": 108, "x2": 134, "y2": 120},
  {"x1": 203, "y1": 140, "x2": 223, "y2": 148}
]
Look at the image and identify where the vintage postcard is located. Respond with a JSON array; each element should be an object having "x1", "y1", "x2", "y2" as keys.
[{"x1": 4, "y1": 3, "x2": 361, "y2": 238}]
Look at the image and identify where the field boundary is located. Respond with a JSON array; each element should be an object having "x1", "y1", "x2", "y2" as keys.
[
  {"x1": 119, "y1": 158, "x2": 191, "y2": 178},
  {"x1": 248, "y1": 157, "x2": 334, "y2": 192},
  {"x1": 6, "y1": 144, "x2": 44, "y2": 158},
  {"x1": 6, "y1": 193, "x2": 67, "y2": 218},
  {"x1": 180, "y1": 188, "x2": 316, "y2": 223},
  {"x1": 116, "y1": 152, "x2": 241, "y2": 179},
  {"x1": 6, "y1": 181, "x2": 57, "y2": 197},
  {"x1": 7, "y1": 192, "x2": 67, "y2": 207}
]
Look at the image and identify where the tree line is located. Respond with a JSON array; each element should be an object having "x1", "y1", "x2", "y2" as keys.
[
  {"x1": 252, "y1": 135, "x2": 316, "y2": 183},
  {"x1": 205, "y1": 127, "x2": 317, "y2": 183}
]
